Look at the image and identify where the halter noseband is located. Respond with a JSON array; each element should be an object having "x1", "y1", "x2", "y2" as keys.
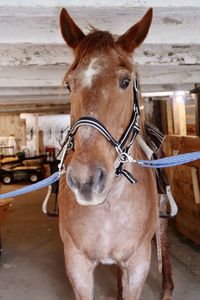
[{"x1": 58, "y1": 77, "x2": 140, "y2": 184}]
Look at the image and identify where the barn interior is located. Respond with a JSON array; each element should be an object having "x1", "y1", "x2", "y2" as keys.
[{"x1": 0, "y1": 1, "x2": 200, "y2": 299}]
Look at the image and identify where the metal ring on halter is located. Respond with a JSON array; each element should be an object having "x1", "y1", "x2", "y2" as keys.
[
  {"x1": 66, "y1": 141, "x2": 73, "y2": 151},
  {"x1": 119, "y1": 152, "x2": 136, "y2": 163},
  {"x1": 58, "y1": 139, "x2": 74, "y2": 176}
]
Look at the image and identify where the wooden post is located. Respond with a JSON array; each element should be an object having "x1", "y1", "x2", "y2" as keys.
[
  {"x1": 194, "y1": 85, "x2": 200, "y2": 137},
  {"x1": 35, "y1": 113, "x2": 39, "y2": 156},
  {"x1": 152, "y1": 99, "x2": 168, "y2": 134},
  {"x1": 172, "y1": 93, "x2": 187, "y2": 136},
  {"x1": 166, "y1": 98, "x2": 174, "y2": 134},
  {"x1": 152, "y1": 100, "x2": 162, "y2": 131},
  {"x1": 191, "y1": 167, "x2": 200, "y2": 204},
  {"x1": 160, "y1": 99, "x2": 168, "y2": 134},
  {"x1": 38, "y1": 130, "x2": 44, "y2": 154},
  {"x1": 190, "y1": 84, "x2": 200, "y2": 136}
]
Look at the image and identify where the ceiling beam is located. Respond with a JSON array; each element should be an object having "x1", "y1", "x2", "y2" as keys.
[
  {"x1": 1, "y1": 1, "x2": 200, "y2": 7},
  {"x1": 1, "y1": 6, "x2": 200, "y2": 44},
  {"x1": 0, "y1": 103, "x2": 70, "y2": 114},
  {"x1": 0, "y1": 64, "x2": 199, "y2": 88},
  {"x1": 0, "y1": 86, "x2": 66, "y2": 96},
  {"x1": 1, "y1": 43, "x2": 200, "y2": 67},
  {"x1": 0, "y1": 1, "x2": 199, "y2": 111}
]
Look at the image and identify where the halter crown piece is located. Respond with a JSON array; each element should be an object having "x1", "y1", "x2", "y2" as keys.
[{"x1": 58, "y1": 77, "x2": 140, "y2": 184}]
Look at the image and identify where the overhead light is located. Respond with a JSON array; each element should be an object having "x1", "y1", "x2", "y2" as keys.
[
  {"x1": 174, "y1": 91, "x2": 186, "y2": 96},
  {"x1": 175, "y1": 95, "x2": 184, "y2": 103},
  {"x1": 142, "y1": 91, "x2": 174, "y2": 97},
  {"x1": 174, "y1": 91, "x2": 187, "y2": 103}
]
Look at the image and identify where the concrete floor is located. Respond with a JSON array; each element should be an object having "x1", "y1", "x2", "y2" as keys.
[{"x1": 0, "y1": 183, "x2": 200, "y2": 300}]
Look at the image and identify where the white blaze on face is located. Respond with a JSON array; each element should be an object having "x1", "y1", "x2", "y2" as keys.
[{"x1": 82, "y1": 58, "x2": 100, "y2": 88}]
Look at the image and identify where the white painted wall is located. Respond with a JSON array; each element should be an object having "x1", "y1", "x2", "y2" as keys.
[
  {"x1": 21, "y1": 113, "x2": 70, "y2": 156},
  {"x1": 0, "y1": 115, "x2": 26, "y2": 151}
]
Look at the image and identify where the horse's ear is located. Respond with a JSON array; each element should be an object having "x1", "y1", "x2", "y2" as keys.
[
  {"x1": 116, "y1": 8, "x2": 153, "y2": 52},
  {"x1": 60, "y1": 8, "x2": 85, "y2": 49}
]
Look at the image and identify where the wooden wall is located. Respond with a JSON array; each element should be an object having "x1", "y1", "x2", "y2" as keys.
[
  {"x1": 0, "y1": 115, "x2": 26, "y2": 151},
  {"x1": 164, "y1": 135, "x2": 200, "y2": 245}
]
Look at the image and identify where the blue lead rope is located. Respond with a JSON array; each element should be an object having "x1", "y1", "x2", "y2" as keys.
[
  {"x1": 0, "y1": 171, "x2": 60, "y2": 199},
  {"x1": 138, "y1": 151, "x2": 200, "y2": 168},
  {"x1": 1, "y1": 151, "x2": 200, "y2": 200}
]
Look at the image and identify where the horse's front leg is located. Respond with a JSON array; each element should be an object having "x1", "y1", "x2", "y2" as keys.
[
  {"x1": 121, "y1": 241, "x2": 152, "y2": 300},
  {"x1": 63, "y1": 243, "x2": 96, "y2": 300}
]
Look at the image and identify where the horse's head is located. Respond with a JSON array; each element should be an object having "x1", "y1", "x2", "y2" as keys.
[{"x1": 60, "y1": 8, "x2": 153, "y2": 206}]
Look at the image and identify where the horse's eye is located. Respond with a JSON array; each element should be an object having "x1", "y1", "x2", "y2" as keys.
[
  {"x1": 64, "y1": 82, "x2": 71, "y2": 92},
  {"x1": 120, "y1": 77, "x2": 130, "y2": 89}
]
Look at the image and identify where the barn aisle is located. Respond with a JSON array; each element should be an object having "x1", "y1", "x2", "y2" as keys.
[{"x1": 0, "y1": 184, "x2": 199, "y2": 300}]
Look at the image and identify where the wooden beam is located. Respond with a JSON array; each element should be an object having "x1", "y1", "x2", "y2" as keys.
[
  {"x1": 141, "y1": 84, "x2": 194, "y2": 93},
  {"x1": 172, "y1": 94, "x2": 187, "y2": 135},
  {"x1": 191, "y1": 167, "x2": 200, "y2": 204},
  {"x1": 0, "y1": 65, "x2": 199, "y2": 89},
  {"x1": 1, "y1": 1, "x2": 200, "y2": 7},
  {"x1": 35, "y1": 113, "x2": 39, "y2": 156},
  {"x1": 152, "y1": 100, "x2": 162, "y2": 131},
  {"x1": 1, "y1": 43, "x2": 200, "y2": 67},
  {"x1": 0, "y1": 86, "x2": 66, "y2": 96},
  {"x1": 192, "y1": 85, "x2": 200, "y2": 137},
  {"x1": 1, "y1": 6, "x2": 200, "y2": 44},
  {"x1": 0, "y1": 3, "x2": 200, "y2": 97},
  {"x1": 0, "y1": 103, "x2": 71, "y2": 114},
  {"x1": 0, "y1": 94, "x2": 69, "y2": 103},
  {"x1": 166, "y1": 98, "x2": 174, "y2": 134}
]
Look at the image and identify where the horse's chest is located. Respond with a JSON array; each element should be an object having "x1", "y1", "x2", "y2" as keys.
[
  {"x1": 60, "y1": 180, "x2": 154, "y2": 262},
  {"x1": 69, "y1": 207, "x2": 138, "y2": 261}
]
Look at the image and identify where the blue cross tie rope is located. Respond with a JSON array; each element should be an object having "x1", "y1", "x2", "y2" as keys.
[
  {"x1": 1, "y1": 151, "x2": 200, "y2": 200},
  {"x1": 137, "y1": 151, "x2": 200, "y2": 168},
  {"x1": 0, "y1": 172, "x2": 60, "y2": 199}
]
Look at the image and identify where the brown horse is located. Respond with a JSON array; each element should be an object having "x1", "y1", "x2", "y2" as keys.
[{"x1": 58, "y1": 7, "x2": 172, "y2": 300}]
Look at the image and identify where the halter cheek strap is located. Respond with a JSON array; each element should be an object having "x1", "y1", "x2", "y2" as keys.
[{"x1": 58, "y1": 77, "x2": 140, "y2": 184}]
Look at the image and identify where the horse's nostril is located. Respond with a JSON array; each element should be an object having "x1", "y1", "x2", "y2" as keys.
[
  {"x1": 67, "y1": 166, "x2": 107, "y2": 194},
  {"x1": 67, "y1": 168, "x2": 79, "y2": 189},
  {"x1": 94, "y1": 168, "x2": 107, "y2": 193}
]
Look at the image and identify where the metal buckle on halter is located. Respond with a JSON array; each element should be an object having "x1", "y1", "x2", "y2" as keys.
[
  {"x1": 119, "y1": 152, "x2": 136, "y2": 163},
  {"x1": 115, "y1": 146, "x2": 136, "y2": 164},
  {"x1": 58, "y1": 135, "x2": 74, "y2": 176}
]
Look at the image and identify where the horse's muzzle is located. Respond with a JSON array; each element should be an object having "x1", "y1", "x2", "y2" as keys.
[{"x1": 66, "y1": 165, "x2": 108, "y2": 205}]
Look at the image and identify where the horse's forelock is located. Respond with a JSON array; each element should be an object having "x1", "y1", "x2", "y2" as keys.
[{"x1": 69, "y1": 30, "x2": 116, "y2": 71}]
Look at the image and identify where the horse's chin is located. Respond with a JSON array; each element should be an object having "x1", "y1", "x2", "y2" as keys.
[{"x1": 74, "y1": 189, "x2": 110, "y2": 206}]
